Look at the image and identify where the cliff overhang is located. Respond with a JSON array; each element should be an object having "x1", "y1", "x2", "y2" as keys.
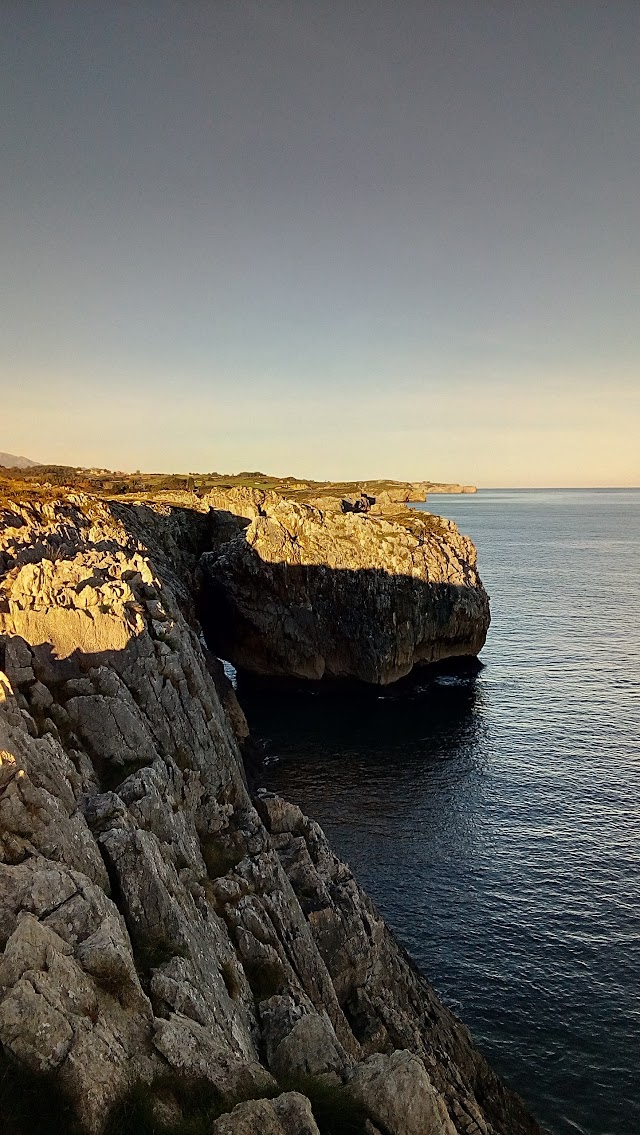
[{"x1": 197, "y1": 488, "x2": 490, "y2": 686}]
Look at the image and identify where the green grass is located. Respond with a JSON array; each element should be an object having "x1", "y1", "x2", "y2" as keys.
[
  {"x1": 104, "y1": 1071, "x2": 370, "y2": 1135},
  {"x1": 241, "y1": 955, "x2": 286, "y2": 1003},
  {"x1": 104, "y1": 1075, "x2": 228, "y2": 1135},
  {"x1": 0, "y1": 1053, "x2": 372, "y2": 1135},
  {"x1": 134, "y1": 933, "x2": 188, "y2": 984},
  {"x1": 277, "y1": 1074, "x2": 371, "y2": 1135}
]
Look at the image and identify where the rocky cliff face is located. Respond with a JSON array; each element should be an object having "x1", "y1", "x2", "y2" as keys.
[
  {"x1": 0, "y1": 493, "x2": 539, "y2": 1135},
  {"x1": 419, "y1": 484, "x2": 477, "y2": 495},
  {"x1": 199, "y1": 488, "x2": 490, "y2": 685}
]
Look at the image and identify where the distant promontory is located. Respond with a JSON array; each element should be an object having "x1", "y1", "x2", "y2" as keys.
[{"x1": 0, "y1": 461, "x2": 476, "y2": 501}]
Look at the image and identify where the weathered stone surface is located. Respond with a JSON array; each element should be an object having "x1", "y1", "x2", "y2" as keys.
[
  {"x1": 346, "y1": 1050, "x2": 457, "y2": 1135},
  {"x1": 0, "y1": 494, "x2": 541, "y2": 1135},
  {"x1": 198, "y1": 489, "x2": 490, "y2": 684},
  {"x1": 211, "y1": 1091, "x2": 321, "y2": 1135},
  {"x1": 261, "y1": 994, "x2": 351, "y2": 1078},
  {"x1": 152, "y1": 1014, "x2": 275, "y2": 1100},
  {"x1": 0, "y1": 700, "x2": 105, "y2": 881},
  {"x1": 256, "y1": 792, "x2": 543, "y2": 1135},
  {"x1": 0, "y1": 877, "x2": 157, "y2": 1133}
]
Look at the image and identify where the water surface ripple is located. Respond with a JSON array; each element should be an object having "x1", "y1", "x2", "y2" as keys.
[{"x1": 244, "y1": 489, "x2": 640, "y2": 1135}]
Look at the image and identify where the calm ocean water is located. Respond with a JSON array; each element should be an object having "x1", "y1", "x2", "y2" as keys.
[{"x1": 242, "y1": 489, "x2": 640, "y2": 1135}]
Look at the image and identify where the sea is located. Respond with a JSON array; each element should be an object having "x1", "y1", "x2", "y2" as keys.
[{"x1": 240, "y1": 488, "x2": 640, "y2": 1135}]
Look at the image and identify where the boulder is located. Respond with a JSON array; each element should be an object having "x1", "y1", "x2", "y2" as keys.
[
  {"x1": 346, "y1": 1050, "x2": 457, "y2": 1135},
  {"x1": 211, "y1": 1091, "x2": 321, "y2": 1135}
]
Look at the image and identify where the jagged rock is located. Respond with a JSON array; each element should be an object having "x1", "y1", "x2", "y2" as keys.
[
  {"x1": 0, "y1": 684, "x2": 106, "y2": 880},
  {"x1": 0, "y1": 892, "x2": 157, "y2": 1133},
  {"x1": 198, "y1": 489, "x2": 490, "y2": 684},
  {"x1": 211, "y1": 1091, "x2": 321, "y2": 1135},
  {"x1": 152, "y1": 1014, "x2": 276, "y2": 1100},
  {"x1": 261, "y1": 994, "x2": 351, "y2": 1078},
  {"x1": 340, "y1": 492, "x2": 375, "y2": 513},
  {"x1": 371, "y1": 487, "x2": 413, "y2": 504},
  {"x1": 306, "y1": 492, "x2": 375, "y2": 514},
  {"x1": 0, "y1": 494, "x2": 541, "y2": 1135},
  {"x1": 256, "y1": 792, "x2": 543, "y2": 1135},
  {"x1": 346, "y1": 1050, "x2": 457, "y2": 1135}
]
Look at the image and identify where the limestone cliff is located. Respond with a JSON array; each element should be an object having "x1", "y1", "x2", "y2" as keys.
[
  {"x1": 0, "y1": 494, "x2": 539, "y2": 1135},
  {"x1": 199, "y1": 488, "x2": 490, "y2": 685},
  {"x1": 418, "y1": 484, "x2": 477, "y2": 495}
]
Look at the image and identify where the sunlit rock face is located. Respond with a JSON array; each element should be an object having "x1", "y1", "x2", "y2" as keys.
[
  {"x1": 198, "y1": 490, "x2": 490, "y2": 684},
  {"x1": 0, "y1": 494, "x2": 537, "y2": 1135}
]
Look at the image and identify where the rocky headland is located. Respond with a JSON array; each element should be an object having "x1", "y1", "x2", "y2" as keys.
[
  {"x1": 0, "y1": 454, "x2": 38, "y2": 471},
  {"x1": 419, "y1": 484, "x2": 477, "y2": 496},
  {"x1": 198, "y1": 488, "x2": 490, "y2": 685},
  {"x1": 0, "y1": 488, "x2": 541, "y2": 1135},
  {"x1": 0, "y1": 463, "x2": 476, "y2": 504}
]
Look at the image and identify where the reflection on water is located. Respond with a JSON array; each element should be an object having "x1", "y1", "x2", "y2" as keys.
[
  {"x1": 240, "y1": 489, "x2": 640, "y2": 1135},
  {"x1": 241, "y1": 673, "x2": 485, "y2": 830}
]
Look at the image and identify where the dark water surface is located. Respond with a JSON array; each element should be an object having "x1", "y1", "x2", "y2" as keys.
[{"x1": 241, "y1": 489, "x2": 640, "y2": 1135}]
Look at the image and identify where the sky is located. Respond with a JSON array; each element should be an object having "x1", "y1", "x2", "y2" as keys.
[{"x1": 1, "y1": 0, "x2": 639, "y2": 486}]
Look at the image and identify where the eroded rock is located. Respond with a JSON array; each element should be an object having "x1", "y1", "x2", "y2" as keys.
[
  {"x1": 198, "y1": 489, "x2": 490, "y2": 684},
  {"x1": 0, "y1": 494, "x2": 540, "y2": 1135},
  {"x1": 346, "y1": 1050, "x2": 457, "y2": 1135}
]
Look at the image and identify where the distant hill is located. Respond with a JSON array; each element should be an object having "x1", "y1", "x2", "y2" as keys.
[{"x1": 0, "y1": 451, "x2": 38, "y2": 468}]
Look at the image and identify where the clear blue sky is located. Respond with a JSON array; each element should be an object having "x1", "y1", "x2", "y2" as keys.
[{"x1": 2, "y1": 1, "x2": 639, "y2": 485}]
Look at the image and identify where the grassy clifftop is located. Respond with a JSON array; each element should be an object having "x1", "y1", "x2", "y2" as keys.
[{"x1": 0, "y1": 465, "x2": 475, "y2": 506}]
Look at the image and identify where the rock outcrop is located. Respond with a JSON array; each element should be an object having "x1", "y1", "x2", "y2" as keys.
[
  {"x1": 0, "y1": 493, "x2": 539, "y2": 1135},
  {"x1": 360, "y1": 482, "x2": 477, "y2": 501},
  {"x1": 199, "y1": 488, "x2": 490, "y2": 685},
  {"x1": 422, "y1": 484, "x2": 477, "y2": 494}
]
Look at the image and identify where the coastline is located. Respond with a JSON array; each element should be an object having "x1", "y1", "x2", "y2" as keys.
[{"x1": 0, "y1": 487, "x2": 544, "y2": 1135}]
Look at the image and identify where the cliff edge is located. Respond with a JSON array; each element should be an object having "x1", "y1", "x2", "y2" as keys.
[
  {"x1": 0, "y1": 494, "x2": 539, "y2": 1135},
  {"x1": 199, "y1": 488, "x2": 490, "y2": 685}
]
